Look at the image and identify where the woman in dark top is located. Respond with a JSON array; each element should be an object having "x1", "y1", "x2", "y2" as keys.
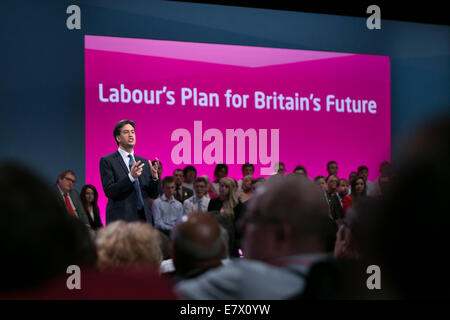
[
  {"x1": 343, "y1": 177, "x2": 368, "y2": 213},
  {"x1": 208, "y1": 177, "x2": 245, "y2": 257},
  {"x1": 80, "y1": 184, "x2": 103, "y2": 230}
]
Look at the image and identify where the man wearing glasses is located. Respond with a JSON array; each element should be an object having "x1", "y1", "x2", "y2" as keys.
[{"x1": 55, "y1": 170, "x2": 90, "y2": 228}]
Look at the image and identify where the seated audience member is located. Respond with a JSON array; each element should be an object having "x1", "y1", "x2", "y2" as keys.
[
  {"x1": 211, "y1": 164, "x2": 228, "y2": 195},
  {"x1": 373, "y1": 161, "x2": 392, "y2": 196},
  {"x1": 176, "y1": 175, "x2": 335, "y2": 299},
  {"x1": 274, "y1": 162, "x2": 286, "y2": 176},
  {"x1": 333, "y1": 215, "x2": 360, "y2": 261},
  {"x1": 208, "y1": 177, "x2": 245, "y2": 257},
  {"x1": 375, "y1": 176, "x2": 392, "y2": 198},
  {"x1": 170, "y1": 213, "x2": 227, "y2": 282},
  {"x1": 54, "y1": 169, "x2": 91, "y2": 229},
  {"x1": 173, "y1": 169, "x2": 193, "y2": 204},
  {"x1": 96, "y1": 220, "x2": 162, "y2": 271},
  {"x1": 239, "y1": 175, "x2": 254, "y2": 203},
  {"x1": 348, "y1": 171, "x2": 358, "y2": 194},
  {"x1": 251, "y1": 177, "x2": 266, "y2": 193},
  {"x1": 337, "y1": 179, "x2": 352, "y2": 214},
  {"x1": 337, "y1": 178, "x2": 349, "y2": 198},
  {"x1": 80, "y1": 184, "x2": 103, "y2": 230},
  {"x1": 237, "y1": 163, "x2": 255, "y2": 191},
  {"x1": 200, "y1": 174, "x2": 218, "y2": 199},
  {"x1": 302, "y1": 198, "x2": 385, "y2": 300},
  {"x1": 293, "y1": 165, "x2": 308, "y2": 176},
  {"x1": 326, "y1": 175, "x2": 344, "y2": 221},
  {"x1": 357, "y1": 165, "x2": 376, "y2": 196},
  {"x1": 326, "y1": 161, "x2": 338, "y2": 179},
  {"x1": 152, "y1": 176, "x2": 184, "y2": 236},
  {"x1": 0, "y1": 163, "x2": 97, "y2": 293},
  {"x1": 314, "y1": 175, "x2": 328, "y2": 193},
  {"x1": 158, "y1": 229, "x2": 172, "y2": 261},
  {"x1": 182, "y1": 165, "x2": 197, "y2": 191},
  {"x1": 363, "y1": 117, "x2": 450, "y2": 299},
  {"x1": 183, "y1": 177, "x2": 210, "y2": 214},
  {"x1": 208, "y1": 211, "x2": 234, "y2": 259},
  {"x1": 349, "y1": 176, "x2": 367, "y2": 208},
  {"x1": 0, "y1": 164, "x2": 176, "y2": 300}
]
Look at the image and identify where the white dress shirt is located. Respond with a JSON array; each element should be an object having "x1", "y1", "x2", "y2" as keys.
[
  {"x1": 118, "y1": 147, "x2": 137, "y2": 183},
  {"x1": 183, "y1": 195, "x2": 210, "y2": 214}
]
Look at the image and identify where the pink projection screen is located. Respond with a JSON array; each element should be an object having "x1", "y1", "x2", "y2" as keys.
[{"x1": 85, "y1": 35, "x2": 390, "y2": 224}]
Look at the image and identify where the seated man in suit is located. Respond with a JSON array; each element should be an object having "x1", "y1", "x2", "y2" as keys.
[
  {"x1": 99, "y1": 119, "x2": 160, "y2": 225},
  {"x1": 173, "y1": 169, "x2": 193, "y2": 204},
  {"x1": 54, "y1": 169, "x2": 91, "y2": 229}
]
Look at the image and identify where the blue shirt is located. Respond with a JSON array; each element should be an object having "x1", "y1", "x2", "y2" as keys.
[{"x1": 152, "y1": 194, "x2": 184, "y2": 231}]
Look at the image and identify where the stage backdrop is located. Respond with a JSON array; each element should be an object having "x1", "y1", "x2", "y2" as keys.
[{"x1": 85, "y1": 35, "x2": 390, "y2": 224}]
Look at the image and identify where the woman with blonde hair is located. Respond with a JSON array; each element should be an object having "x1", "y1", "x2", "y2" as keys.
[
  {"x1": 208, "y1": 177, "x2": 245, "y2": 257},
  {"x1": 239, "y1": 175, "x2": 254, "y2": 203},
  {"x1": 96, "y1": 221, "x2": 162, "y2": 271}
]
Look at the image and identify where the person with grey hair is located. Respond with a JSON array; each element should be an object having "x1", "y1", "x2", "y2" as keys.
[{"x1": 175, "y1": 175, "x2": 335, "y2": 299}]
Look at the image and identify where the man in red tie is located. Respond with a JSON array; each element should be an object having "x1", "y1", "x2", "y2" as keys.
[{"x1": 55, "y1": 170, "x2": 91, "y2": 229}]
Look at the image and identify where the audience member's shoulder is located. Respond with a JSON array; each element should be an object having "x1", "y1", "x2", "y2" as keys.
[
  {"x1": 175, "y1": 258, "x2": 306, "y2": 300},
  {"x1": 175, "y1": 260, "x2": 242, "y2": 299},
  {"x1": 183, "y1": 196, "x2": 194, "y2": 205}
]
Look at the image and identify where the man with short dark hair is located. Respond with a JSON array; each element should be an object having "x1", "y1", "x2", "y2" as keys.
[
  {"x1": 374, "y1": 161, "x2": 392, "y2": 196},
  {"x1": 0, "y1": 163, "x2": 97, "y2": 293},
  {"x1": 238, "y1": 163, "x2": 255, "y2": 191},
  {"x1": 357, "y1": 165, "x2": 375, "y2": 196},
  {"x1": 99, "y1": 120, "x2": 160, "y2": 224},
  {"x1": 173, "y1": 169, "x2": 193, "y2": 203},
  {"x1": 152, "y1": 176, "x2": 184, "y2": 236},
  {"x1": 182, "y1": 165, "x2": 197, "y2": 191},
  {"x1": 326, "y1": 175, "x2": 344, "y2": 221},
  {"x1": 183, "y1": 177, "x2": 210, "y2": 214},
  {"x1": 55, "y1": 170, "x2": 90, "y2": 228},
  {"x1": 327, "y1": 161, "x2": 338, "y2": 178},
  {"x1": 293, "y1": 165, "x2": 307, "y2": 176}
]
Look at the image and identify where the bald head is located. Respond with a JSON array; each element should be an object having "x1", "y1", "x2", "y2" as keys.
[
  {"x1": 244, "y1": 175, "x2": 334, "y2": 260},
  {"x1": 176, "y1": 213, "x2": 221, "y2": 249},
  {"x1": 171, "y1": 213, "x2": 225, "y2": 276}
]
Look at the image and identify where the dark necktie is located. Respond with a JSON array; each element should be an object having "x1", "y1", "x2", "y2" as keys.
[{"x1": 128, "y1": 154, "x2": 145, "y2": 210}]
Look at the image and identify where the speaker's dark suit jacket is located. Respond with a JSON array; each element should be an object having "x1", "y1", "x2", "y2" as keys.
[{"x1": 99, "y1": 151, "x2": 159, "y2": 224}]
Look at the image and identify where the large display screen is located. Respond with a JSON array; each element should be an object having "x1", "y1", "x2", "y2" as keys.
[{"x1": 85, "y1": 35, "x2": 390, "y2": 222}]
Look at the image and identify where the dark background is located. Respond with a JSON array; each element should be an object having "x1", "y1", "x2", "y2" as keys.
[{"x1": 1, "y1": 0, "x2": 449, "y2": 188}]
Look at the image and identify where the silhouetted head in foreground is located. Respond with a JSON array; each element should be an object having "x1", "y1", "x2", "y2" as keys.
[
  {"x1": 0, "y1": 163, "x2": 96, "y2": 292},
  {"x1": 363, "y1": 117, "x2": 450, "y2": 298}
]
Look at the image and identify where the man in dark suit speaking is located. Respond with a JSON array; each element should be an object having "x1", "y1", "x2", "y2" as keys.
[{"x1": 100, "y1": 120, "x2": 160, "y2": 224}]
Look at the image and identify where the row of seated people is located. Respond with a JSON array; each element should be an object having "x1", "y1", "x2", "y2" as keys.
[
  {"x1": 54, "y1": 160, "x2": 393, "y2": 264},
  {"x1": 6, "y1": 111, "x2": 444, "y2": 300},
  {"x1": 57, "y1": 159, "x2": 393, "y2": 236}
]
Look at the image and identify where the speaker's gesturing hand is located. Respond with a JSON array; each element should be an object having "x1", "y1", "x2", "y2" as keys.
[
  {"x1": 130, "y1": 160, "x2": 145, "y2": 179},
  {"x1": 149, "y1": 158, "x2": 160, "y2": 179}
]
